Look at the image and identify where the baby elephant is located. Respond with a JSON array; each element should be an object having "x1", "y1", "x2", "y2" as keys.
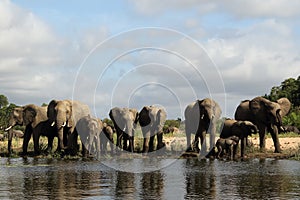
[
  {"x1": 216, "y1": 136, "x2": 240, "y2": 160},
  {"x1": 77, "y1": 115, "x2": 103, "y2": 158},
  {"x1": 100, "y1": 123, "x2": 114, "y2": 155}
]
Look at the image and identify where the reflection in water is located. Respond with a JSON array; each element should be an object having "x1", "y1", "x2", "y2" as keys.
[
  {"x1": 141, "y1": 171, "x2": 164, "y2": 199},
  {"x1": 184, "y1": 159, "x2": 216, "y2": 199},
  {"x1": 0, "y1": 157, "x2": 299, "y2": 199}
]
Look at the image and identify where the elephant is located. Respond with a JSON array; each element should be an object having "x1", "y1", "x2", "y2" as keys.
[
  {"x1": 5, "y1": 104, "x2": 56, "y2": 155},
  {"x1": 11, "y1": 129, "x2": 24, "y2": 138},
  {"x1": 138, "y1": 105, "x2": 167, "y2": 154},
  {"x1": 76, "y1": 115, "x2": 103, "y2": 158},
  {"x1": 100, "y1": 123, "x2": 114, "y2": 154},
  {"x1": 33, "y1": 120, "x2": 59, "y2": 154},
  {"x1": 184, "y1": 98, "x2": 222, "y2": 155},
  {"x1": 220, "y1": 119, "x2": 258, "y2": 158},
  {"x1": 282, "y1": 125, "x2": 300, "y2": 134},
  {"x1": 235, "y1": 97, "x2": 291, "y2": 153},
  {"x1": 216, "y1": 135, "x2": 240, "y2": 160},
  {"x1": 109, "y1": 107, "x2": 138, "y2": 153},
  {"x1": 47, "y1": 99, "x2": 91, "y2": 155},
  {"x1": 164, "y1": 126, "x2": 180, "y2": 135}
]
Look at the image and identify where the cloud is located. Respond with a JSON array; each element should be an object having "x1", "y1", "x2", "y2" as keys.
[
  {"x1": 129, "y1": 0, "x2": 300, "y2": 18},
  {"x1": 203, "y1": 19, "x2": 300, "y2": 115},
  {"x1": 0, "y1": 0, "x2": 66, "y2": 104}
]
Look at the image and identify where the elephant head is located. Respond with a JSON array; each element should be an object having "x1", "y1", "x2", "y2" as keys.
[
  {"x1": 47, "y1": 100, "x2": 73, "y2": 130},
  {"x1": 249, "y1": 97, "x2": 291, "y2": 128},
  {"x1": 6, "y1": 107, "x2": 24, "y2": 131},
  {"x1": 198, "y1": 98, "x2": 222, "y2": 126},
  {"x1": 233, "y1": 121, "x2": 259, "y2": 137}
]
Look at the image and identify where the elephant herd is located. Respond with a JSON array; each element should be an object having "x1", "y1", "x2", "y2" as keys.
[{"x1": 4, "y1": 96, "x2": 291, "y2": 160}]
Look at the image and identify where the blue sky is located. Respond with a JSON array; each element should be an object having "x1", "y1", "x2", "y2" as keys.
[{"x1": 1, "y1": 0, "x2": 300, "y2": 119}]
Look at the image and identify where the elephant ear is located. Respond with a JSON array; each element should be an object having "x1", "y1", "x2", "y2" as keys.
[
  {"x1": 47, "y1": 100, "x2": 58, "y2": 119},
  {"x1": 23, "y1": 105, "x2": 37, "y2": 126},
  {"x1": 276, "y1": 98, "x2": 291, "y2": 117},
  {"x1": 139, "y1": 106, "x2": 151, "y2": 127}
]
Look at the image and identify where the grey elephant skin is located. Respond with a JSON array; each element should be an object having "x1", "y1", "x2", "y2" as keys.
[
  {"x1": 216, "y1": 135, "x2": 239, "y2": 160},
  {"x1": 101, "y1": 123, "x2": 114, "y2": 154},
  {"x1": 5, "y1": 104, "x2": 56, "y2": 155},
  {"x1": 184, "y1": 98, "x2": 221, "y2": 154},
  {"x1": 138, "y1": 106, "x2": 167, "y2": 154},
  {"x1": 235, "y1": 97, "x2": 291, "y2": 153},
  {"x1": 220, "y1": 119, "x2": 258, "y2": 158},
  {"x1": 76, "y1": 115, "x2": 103, "y2": 158},
  {"x1": 47, "y1": 100, "x2": 91, "y2": 155},
  {"x1": 109, "y1": 107, "x2": 138, "y2": 153}
]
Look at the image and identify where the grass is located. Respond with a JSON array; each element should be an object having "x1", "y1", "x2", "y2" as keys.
[{"x1": 0, "y1": 130, "x2": 299, "y2": 160}]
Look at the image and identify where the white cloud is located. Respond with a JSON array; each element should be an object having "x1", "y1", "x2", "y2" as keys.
[
  {"x1": 0, "y1": 0, "x2": 68, "y2": 105},
  {"x1": 129, "y1": 0, "x2": 300, "y2": 18}
]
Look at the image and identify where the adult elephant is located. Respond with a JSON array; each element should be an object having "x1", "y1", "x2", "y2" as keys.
[
  {"x1": 76, "y1": 115, "x2": 103, "y2": 158},
  {"x1": 47, "y1": 100, "x2": 91, "y2": 154},
  {"x1": 235, "y1": 97, "x2": 291, "y2": 153},
  {"x1": 5, "y1": 104, "x2": 55, "y2": 155},
  {"x1": 220, "y1": 119, "x2": 258, "y2": 158},
  {"x1": 185, "y1": 98, "x2": 221, "y2": 154},
  {"x1": 138, "y1": 105, "x2": 167, "y2": 154},
  {"x1": 109, "y1": 107, "x2": 138, "y2": 153}
]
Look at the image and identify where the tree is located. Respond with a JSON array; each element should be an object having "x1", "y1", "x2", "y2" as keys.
[
  {"x1": 266, "y1": 76, "x2": 300, "y2": 107},
  {"x1": 0, "y1": 94, "x2": 8, "y2": 109},
  {"x1": 265, "y1": 76, "x2": 300, "y2": 129}
]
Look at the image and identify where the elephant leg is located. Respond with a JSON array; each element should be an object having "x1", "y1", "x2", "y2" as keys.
[
  {"x1": 149, "y1": 135, "x2": 155, "y2": 152},
  {"x1": 95, "y1": 136, "x2": 101, "y2": 159},
  {"x1": 116, "y1": 128, "x2": 123, "y2": 153},
  {"x1": 156, "y1": 132, "x2": 164, "y2": 150},
  {"x1": 209, "y1": 125, "x2": 216, "y2": 151},
  {"x1": 269, "y1": 125, "x2": 282, "y2": 153},
  {"x1": 240, "y1": 137, "x2": 247, "y2": 158},
  {"x1": 233, "y1": 141, "x2": 239, "y2": 159},
  {"x1": 258, "y1": 125, "x2": 266, "y2": 151},
  {"x1": 7, "y1": 129, "x2": 14, "y2": 155},
  {"x1": 143, "y1": 137, "x2": 149, "y2": 153},
  {"x1": 228, "y1": 145, "x2": 234, "y2": 160},
  {"x1": 22, "y1": 125, "x2": 33, "y2": 156},
  {"x1": 46, "y1": 136, "x2": 54, "y2": 154},
  {"x1": 217, "y1": 146, "x2": 222, "y2": 159},
  {"x1": 123, "y1": 133, "x2": 128, "y2": 151},
  {"x1": 185, "y1": 126, "x2": 192, "y2": 151},
  {"x1": 32, "y1": 129, "x2": 41, "y2": 155},
  {"x1": 128, "y1": 136, "x2": 134, "y2": 153}
]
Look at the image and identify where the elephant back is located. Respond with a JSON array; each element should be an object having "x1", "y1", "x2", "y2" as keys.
[
  {"x1": 234, "y1": 100, "x2": 253, "y2": 121},
  {"x1": 220, "y1": 119, "x2": 237, "y2": 138}
]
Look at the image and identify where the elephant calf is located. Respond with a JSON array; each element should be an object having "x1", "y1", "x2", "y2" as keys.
[
  {"x1": 76, "y1": 115, "x2": 103, "y2": 158},
  {"x1": 220, "y1": 119, "x2": 258, "y2": 158},
  {"x1": 100, "y1": 123, "x2": 114, "y2": 154},
  {"x1": 216, "y1": 136, "x2": 239, "y2": 160}
]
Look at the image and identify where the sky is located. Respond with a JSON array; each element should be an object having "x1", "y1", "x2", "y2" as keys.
[{"x1": 1, "y1": 0, "x2": 300, "y2": 119}]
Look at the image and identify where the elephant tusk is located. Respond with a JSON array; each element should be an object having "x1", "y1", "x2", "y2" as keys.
[
  {"x1": 61, "y1": 121, "x2": 66, "y2": 127},
  {"x1": 5, "y1": 126, "x2": 12, "y2": 131},
  {"x1": 51, "y1": 121, "x2": 55, "y2": 127}
]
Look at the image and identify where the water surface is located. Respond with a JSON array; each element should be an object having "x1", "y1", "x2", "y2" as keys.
[{"x1": 0, "y1": 157, "x2": 299, "y2": 199}]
